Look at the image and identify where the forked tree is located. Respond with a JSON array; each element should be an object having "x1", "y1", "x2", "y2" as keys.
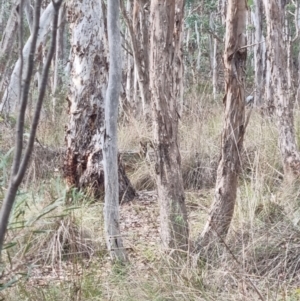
[
  {"x1": 263, "y1": 0, "x2": 300, "y2": 181},
  {"x1": 149, "y1": 0, "x2": 189, "y2": 253},
  {"x1": 197, "y1": 0, "x2": 248, "y2": 248}
]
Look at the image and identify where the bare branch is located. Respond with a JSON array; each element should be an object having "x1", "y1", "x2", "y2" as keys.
[
  {"x1": 15, "y1": 0, "x2": 62, "y2": 184},
  {"x1": 13, "y1": 0, "x2": 42, "y2": 176},
  {"x1": 0, "y1": 0, "x2": 63, "y2": 256}
]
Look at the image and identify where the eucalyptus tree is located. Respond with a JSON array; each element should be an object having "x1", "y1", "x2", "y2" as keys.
[
  {"x1": 0, "y1": 1, "x2": 18, "y2": 100},
  {"x1": 263, "y1": 0, "x2": 300, "y2": 180},
  {"x1": 149, "y1": 0, "x2": 189, "y2": 253},
  {"x1": 252, "y1": 0, "x2": 265, "y2": 107},
  {"x1": 63, "y1": 0, "x2": 135, "y2": 202},
  {"x1": 0, "y1": 2, "x2": 55, "y2": 113},
  {"x1": 120, "y1": 0, "x2": 151, "y2": 119},
  {"x1": 198, "y1": 0, "x2": 248, "y2": 247},
  {"x1": 0, "y1": 0, "x2": 62, "y2": 255},
  {"x1": 103, "y1": 0, "x2": 127, "y2": 262}
]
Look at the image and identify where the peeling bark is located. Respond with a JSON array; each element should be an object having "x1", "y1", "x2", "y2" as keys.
[
  {"x1": 150, "y1": 0, "x2": 189, "y2": 253},
  {"x1": 198, "y1": 0, "x2": 247, "y2": 248},
  {"x1": 63, "y1": 0, "x2": 135, "y2": 203},
  {"x1": 263, "y1": 0, "x2": 300, "y2": 180}
]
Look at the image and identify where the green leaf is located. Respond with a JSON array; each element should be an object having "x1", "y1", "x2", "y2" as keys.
[
  {"x1": 0, "y1": 277, "x2": 19, "y2": 291},
  {"x1": 2, "y1": 242, "x2": 17, "y2": 250}
]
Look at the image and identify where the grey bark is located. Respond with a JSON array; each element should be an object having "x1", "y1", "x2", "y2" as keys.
[
  {"x1": 263, "y1": 0, "x2": 300, "y2": 180},
  {"x1": 120, "y1": 0, "x2": 151, "y2": 119},
  {"x1": 0, "y1": 2, "x2": 55, "y2": 113},
  {"x1": 0, "y1": 0, "x2": 62, "y2": 255},
  {"x1": 103, "y1": 0, "x2": 127, "y2": 262},
  {"x1": 0, "y1": 2, "x2": 19, "y2": 101},
  {"x1": 24, "y1": 0, "x2": 33, "y2": 33},
  {"x1": 252, "y1": 0, "x2": 264, "y2": 107},
  {"x1": 52, "y1": 2, "x2": 66, "y2": 121},
  {"x1": 63, "y1": 0, "x2": 135, "y2": 203}
]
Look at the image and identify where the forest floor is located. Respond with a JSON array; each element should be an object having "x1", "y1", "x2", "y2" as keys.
[{"x1": 1, "y1": 91, "x2": 300, "y2": 300}]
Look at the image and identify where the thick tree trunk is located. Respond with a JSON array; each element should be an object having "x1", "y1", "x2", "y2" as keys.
[
  {"x1": 263, "y1": 0, "x2": 300, "y2": 180},
  {"x1": 198, "y1": 0, "x2": 247, "y2": 248},
  {"x1": 63, "y1": 0, "x2": 135, "y2": 202},
  {"x1": 149, "y1": 0, "x2": 189, "y2": 253},
  {"x1": 103, "y1": 0, "x2": 127, "y2": 262}
]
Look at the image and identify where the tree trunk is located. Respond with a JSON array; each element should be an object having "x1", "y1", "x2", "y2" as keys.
[
  {"x1": 63, "y1": 0, "x2": 135, "y2": 203},
  {"x1": 149, "y1": 0, "x2": 189, "y2": 253},
  {"x1": 103, "y1": 0, "x2": 127, "y2": 262},
  {"x1": 0, "y1": 2, "x2": 19, "y2": 102},
  {"x1": 252, "y1": 0, "x2": 264, "y2": 107},
  {"x1": 263, "y1": 0, "x2": 300, "y2": 180},
  {"x1": 0, "y1": 2, "x2": 54, "y2": 114},
  {"x1": 198, "y1": 0, "x2": 247, "y2": 248},
  {"x1": 24, "y1": 0, "x2": 33, "y2": 33},
  {"x1": 0, "y1": 0, "x2": 62, "y2": 255},
  {"x1": 52, "y1": 2, "x2": 66, "y2": 122},
  {"x1": 212, "y1": 37, "x2": 219, "y2": 100},
  {"x1": 295, "y1": 2, "x2": 300, "y2": 104},
  {"x1": 120, "y1": 0, "x2": 151, "y2": 120}
]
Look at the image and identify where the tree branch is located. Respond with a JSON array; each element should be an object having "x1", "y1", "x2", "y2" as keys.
[{"x1": 0, "y1": 0, "x2": 63, "y2": 256}]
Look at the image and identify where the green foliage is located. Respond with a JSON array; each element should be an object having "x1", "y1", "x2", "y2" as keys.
[{"x1": 247, "y1": 0, "x2": 254, "y2": 7}]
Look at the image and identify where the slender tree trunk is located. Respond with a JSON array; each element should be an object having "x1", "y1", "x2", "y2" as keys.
[
  {"x1": 252, "y1": 0, "x2": 264, "y2": 107},
  {"x1": 0, "y1": 0, "x2": 62, "y2": 255},
  {"x1": 103, "y1": 0, "x2": 127, "y2": 262},
  {"x1": 263, "y1": 0, "x2": 300, "y2": 180},
  {"x1": 198, "y1": 0, "x2": 247, "y2": 248},
  {"x1": 150, "y1": 0, "x2": 189, "y2": 253},
  {"x1": 0, "y1": 2, "x2": 19, "y2": 102},
  {"x1": 211, "y1": 9, "x2": 222, "y2": 101},
  {"x1": 0, "y1": 2, "x2": 55, "y2": 113},
  {"x1": 295, "y1": 2, "x2": 300, "y2": 104},
  {"x1": 195, "y1": 21, "x2": 201, "y2": 72},
  {"x1": 120, "y1": 0, "x2": 151, "y2": 120},
  {"x1": 24, "y1": 0, "x2": 33, "y2": 33},
  {"x1": 264, "y1": 46, "x2": 274, "y2": 114},
  {"x1": 52, "y1": 2, "x2": 66, "y2": 122},
  {"x1": 212, "y1": 37, "x2": 218, "y2": 101}
]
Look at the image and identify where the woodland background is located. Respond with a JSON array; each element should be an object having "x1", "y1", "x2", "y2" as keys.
[{"x1": 0, "y1": 0, "x2": 300, "y2": 300}]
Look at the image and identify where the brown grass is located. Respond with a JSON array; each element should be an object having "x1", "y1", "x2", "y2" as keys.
[{"x1": 1, "y1": 86, "x2": 300, "y2": 300}]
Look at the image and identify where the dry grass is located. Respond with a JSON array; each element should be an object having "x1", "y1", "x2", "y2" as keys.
[{"x1": 1, "y1": 85, "x2": 300, "y2": 300}]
